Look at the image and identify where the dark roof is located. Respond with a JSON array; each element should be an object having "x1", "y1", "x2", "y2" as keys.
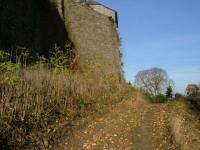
[
  {"x1": 79, "y1": 0, "x2": 101, "y2": 5},
  {"x1": 79, "y1": 0, "x2": 117, "y2": 14},
  {"x1": 85, "y1": 0, "x2": 101, "y2": 5}
]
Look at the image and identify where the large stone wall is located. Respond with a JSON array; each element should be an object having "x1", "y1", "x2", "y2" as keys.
[{"x1": 63, "y1": 0, "x2": 123, "y2": 81}]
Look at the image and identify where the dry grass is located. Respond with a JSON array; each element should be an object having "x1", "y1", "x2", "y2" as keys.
[
  {"x1": 0, "y1": 64, "x2": 133, "y2": 149},
  {"x1": 168, "y1": 100, "x2": 200, "y2": 150}
]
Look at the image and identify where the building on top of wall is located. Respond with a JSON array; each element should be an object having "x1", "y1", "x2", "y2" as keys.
[{"x1": 76, "y1": 0, "x2": 118, "y2": 27}]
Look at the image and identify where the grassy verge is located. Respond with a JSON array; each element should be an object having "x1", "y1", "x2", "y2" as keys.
[{"x1": 168, "y1": 99, "x2": 200, "y2": 150}]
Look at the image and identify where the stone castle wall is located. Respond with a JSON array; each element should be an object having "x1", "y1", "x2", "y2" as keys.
[{"x1": 63, "y1": 0, "x2": 123, "y2": 81}]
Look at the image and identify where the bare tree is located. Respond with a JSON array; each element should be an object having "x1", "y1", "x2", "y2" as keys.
[
  {"x1": 186, "y1": 84, "x2": 199, "y2": 97},
  {"x1": 135, "y1": 67, "x2": 169, "y2": 96}
]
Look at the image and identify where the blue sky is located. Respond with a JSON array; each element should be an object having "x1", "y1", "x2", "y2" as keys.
[{"x1": 98, "y1": 0, "x2": 200, "y2": 93}]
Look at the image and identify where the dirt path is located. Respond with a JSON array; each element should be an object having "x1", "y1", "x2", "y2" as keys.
[
  {"x1": 58, "y1": 93, "x2": 179, "y2": 150},
  {"x1": 132, "y1": 103, "x2": 177, "y2": 150}
]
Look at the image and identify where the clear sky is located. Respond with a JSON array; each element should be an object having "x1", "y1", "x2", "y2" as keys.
[{"x1": 98, "y1": 0, "x2": 200, "y2": 93}]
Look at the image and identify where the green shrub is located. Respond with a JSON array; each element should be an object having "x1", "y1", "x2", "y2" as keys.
[
  {"x1": 153, "y1": 94, "x2": 168, "y2": 103},
  {"x1": 0, "y1": 61, "x2": 19, "y2": 72},
  {"x1": 49, "y1": 44, "x2": 75, "y2": 71},
  {"x1": 50, "y1": 50, "x2": 69, "y2": 71},
  {"x1": 0, "y1": 50, "x2": 20, "y2": 85},
  {"x1": 175, "y1": 93, "x2": 183, "y2": 100},
  {"x1": 142, "y1": 90, "x2": 168, "y2": 103},
  {"x1": 0, "y1": 50, "x2": 10, "y2": 62}
]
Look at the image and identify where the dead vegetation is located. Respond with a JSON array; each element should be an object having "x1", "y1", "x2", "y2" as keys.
[{"x1": 0, "y1": 50, "x2": 134, "y2": 149}]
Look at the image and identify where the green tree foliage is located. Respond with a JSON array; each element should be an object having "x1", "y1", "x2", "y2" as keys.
[{"x1": 166, "y1": 86, "x2": 173, "y2": 99}]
